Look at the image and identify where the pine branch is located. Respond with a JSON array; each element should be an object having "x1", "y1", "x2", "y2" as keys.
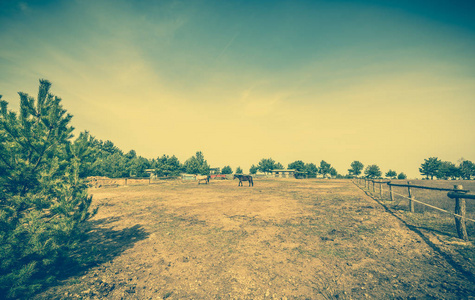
[{"x1": 0, "y1": 151, "x2": 14, "y2": 170}]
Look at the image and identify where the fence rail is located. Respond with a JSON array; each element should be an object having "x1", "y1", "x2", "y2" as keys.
[
  {"x1": 387, "y1": 182, "x2": 469, "y2": 192},
  {"x1": 354, "y1": 178, "x2": 474, "y2": 241}
]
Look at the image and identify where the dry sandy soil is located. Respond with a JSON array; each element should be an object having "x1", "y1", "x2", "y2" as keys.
[{"x1": 35, "y1": 179, "x2": 475, "y2": 299}]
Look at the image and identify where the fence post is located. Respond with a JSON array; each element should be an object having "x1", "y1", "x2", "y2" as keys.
[
  {"x1": 379, "y1": 181, "x2": 383, "y2": 198},
  {"x1": 389, "y1": 184, "x2": 394, "y2": 201},
  {"x1": 407, "y1": 181, "x2": 414, "y2": 213},
  {"x1": 372, "y1": 180, "x2": 375, "y2": 192},
  {"x1": 454, "y1": 185, "x2": 468, "y2": 241},
  {"x1": 125, "y1": 178, "x2": 127, "y2": 186}
]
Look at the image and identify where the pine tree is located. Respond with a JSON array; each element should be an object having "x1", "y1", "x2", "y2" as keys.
[
  {"x1": 419, "y1": 157, "x2": 441, "y2": 180},
  {"x1": 364, "y1": 164, "x2": 382, "y2": 179},
  {"x1": 0, "y1": 80, "x2": 96, "y2": 298},
  {"x1": 184, "y1": 151, "x2": 210, "y2": 175},
  {"x1": 249, "y1": 164, "x2": 258, "y2": 174},
  {"x1": 385, "y1": 169, "x2": 397, "y2": 179}
]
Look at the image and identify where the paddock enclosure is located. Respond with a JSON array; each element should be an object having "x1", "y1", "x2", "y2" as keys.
[{"x1": 36, "y1": 179, "x2": 475, "y2": 299}]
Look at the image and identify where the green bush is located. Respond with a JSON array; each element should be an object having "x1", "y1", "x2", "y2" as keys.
[{"x1": 0, "y1": 80, "x2": 96, "y2": 298}]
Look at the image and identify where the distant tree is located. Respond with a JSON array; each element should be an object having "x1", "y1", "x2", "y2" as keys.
[
  {"x1": 397, "y1": 172, "x2": 407, "y2": 179},
  {"x1": 318, "y1": 160, "x2": 332, "y2": 178},
  {"x1": 221, "y1": 165, "x2": 233, "y2": 174},
  {"x1": 128, "y1": 156, "x2": 151, "y2": 177},
  {"x1": 275, "y1": 162, "x2": 284, "y2": 169},
  {"x1": 184, "y1": 151, "x2": 210, "y2": 174},
  {"x1": 364, "y1": 164, "x2": 382, "y2": 178},
  {"x1": 249, "y1": 164, "x2": 258, "y2": 174},
  {"x1": 154, "y1": 155, "x2": 182, "y2": 177},
  {"x1": 348, "y1": 161, "x2": 364, "y2": 177},
  {"x1": 436, "y1": 161, "x2": 460, "y2": 180},
  {"x1": 330, "y1": 167, "x2": 338, "y2": 178},
  {"x1": 101, "y1": 140, "x2": 122, "y2": 155},
  {"x1": 304, "y1": 163, "x2": 318, "y2": 177},
  {"x1": 125, "y1": 149, "x2": 137, "y2": 160},
  {"x1": 0, "y1": 80, "x2": 96, "y2": 298},
  {"x1": 459, "y1": 160, "x2": 475, "y2": 180},
  {"x1": 71, "y1": 131, "x2": 99, "y2": 178},
  {"x1": 419, "y1": 157, "x2": 441, "y2": 180},
  {"x1": 385, "y1": 170, "x2": 397, "y2": 179},
  {"x1": 235, "y1": 166, "x2": 243, "y2": 174},
  {"x1": 97, "y1": 150, "x2": 129, "y2": 178},
  {"x1": 288, "y1": 160, "x2": 305, "y2": 172},
  {"x1": 257, "y1": 158, "x2": 278, "y2": 173}
]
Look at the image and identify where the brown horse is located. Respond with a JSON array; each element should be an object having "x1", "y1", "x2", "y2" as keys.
[{"x1": 233, "y1": 174, "x2": 253, "y2": 187}]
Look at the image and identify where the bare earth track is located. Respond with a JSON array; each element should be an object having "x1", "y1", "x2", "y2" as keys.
[{"x1": 36, "y1": 179, "x2": 475, "y2": 299}]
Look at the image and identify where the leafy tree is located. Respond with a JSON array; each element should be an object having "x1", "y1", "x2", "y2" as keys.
[
  {"x1": 257, "y1": 158, "x2": 280, "y2": 173},
  {"x1": 419, "y1": 157, "x2": 441, "y2": 180},
  {"x1": 397, "y1": 172, "x2": 407, "y2": 179},
  {"x1": 154, "y1": 155, "x2": 182, "y2": 177},
  {"x1": 288, "y1": 160, "x2": 305, "y2": 172},
  {"x1": 99, "y1": 152, "x2": 129, "y2": 178},
  {"x1": 348, "y1": 161, "x2": 364, "y2": 177},
  {"x1": 275, "y1": 162, "x2": 284, "y2": 169},
  {"x1": 249, "y1": 164, "x2": 258, "y2": 174},
  {"x1": 235, "y1": 166, "x2": 243, "y2": 174},
  {"x1": 71, "y1": 131, "x2": 99, "y2": 178},
  {"x1": 125, "y1": 149, "x2": 137, "y2": 160},
  {"x1": 184, "y1": 151, "x2": 210, "y2": 175},
  {"x1": 128, "y1": 156, "x2": 151, "y2": 177},
  {"x1": 101, "y1": 140, "x2": 121, "y2": 155},
  {"x1": 221, "y1": 165, "x2": 232, "y2": 174},
  {"x1": 459, "y1": 160, "x2": 475, "y2": 180},
  {"x1": 364, "y1": 164, "x2": 382, "y2": 178},
  {"x1": 330, "y1": 167, "x2": 338, "y2": 178},
  {"x1": 304, "y1": 163, "x2": 318, "y2": 177},
  {"x1": 318, "y1": 160, "x2": 332, "y2": 178},
  {"x1": 0, "y1": 80, "x2": 96, "y2": 298},
  {"x1": 385, "y1": 169, "x2": 397, "y2": 179},
  {"x1": 436, "y1": 161, "x2": 460, "y2": 180}
]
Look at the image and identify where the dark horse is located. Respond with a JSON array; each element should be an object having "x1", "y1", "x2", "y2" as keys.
[{"x1": 233, "y1": 174, "x2": 253, "y2": 187}]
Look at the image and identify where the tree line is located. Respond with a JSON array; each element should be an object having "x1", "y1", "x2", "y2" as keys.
[
  {"x1": 346, "y1": 161, "x2": 407, "y2": 179},
  {"x1": 419, "y1": 157, "x2": 475, "y2": 180},
  {"x1": 74, "y1": 132, "x2": 211, "y2": 178},
  {"x1": 247, "y1": 158, "x2": 338, "y2": 178}
]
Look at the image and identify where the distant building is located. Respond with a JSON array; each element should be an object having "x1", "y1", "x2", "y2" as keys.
[
  {"x1": 252, "y1": 172, "x2": 268, "y2": 178},
  {"x1": 145, "y1": 169, "x2": 155, "y2": 178},
  {"x1": 294, "y1": 171, "x2": 308, "y2": 179},
  {"x1": 181, "y1": 174, "x2": 196, "y2": 181},
  {"x1": 271, "y1": 169, "x2": 296, "y2": 178}
]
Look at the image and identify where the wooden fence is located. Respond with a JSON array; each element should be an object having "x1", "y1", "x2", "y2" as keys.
[
  {"x1": 354, "y1": 178, "x2": 474, "y2": 241},
  {"x1": 87, "y1": 177, "x2": 154, "y2": 187}
]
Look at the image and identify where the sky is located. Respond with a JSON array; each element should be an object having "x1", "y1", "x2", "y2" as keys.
[{"x1": 1, "y1": 0, "x2": 474, "y2": 178}]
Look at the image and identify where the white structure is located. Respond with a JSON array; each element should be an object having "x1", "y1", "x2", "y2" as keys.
[{"x1": 271, "y1": 169, "x2": 296, "y2": 178}]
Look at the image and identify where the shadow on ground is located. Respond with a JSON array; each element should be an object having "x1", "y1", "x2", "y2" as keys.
[{"x1": 34, "y1": 217, "x2": 149, "y2": 298}]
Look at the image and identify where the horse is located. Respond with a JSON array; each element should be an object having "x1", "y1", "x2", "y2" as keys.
[
  {"x1": 233, "y1": 174, "x2": 253, "y2": 187},
  {"x1": 196, "y1": 174, "x2": 210, "y2": 185}
]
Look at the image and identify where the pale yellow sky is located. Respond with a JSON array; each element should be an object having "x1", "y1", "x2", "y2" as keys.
[{"x1": 1, "y1": 0, "x2": 474, "y2": 177}]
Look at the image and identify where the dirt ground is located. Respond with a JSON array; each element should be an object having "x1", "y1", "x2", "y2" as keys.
[{"x1": 35, "y1": 179, "x2": 475, "y2": 299}]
